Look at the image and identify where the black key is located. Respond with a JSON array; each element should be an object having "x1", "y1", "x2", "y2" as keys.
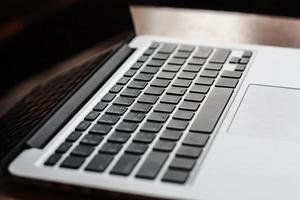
[
  {"x1": 154, "y1": 103, "x2": 176, "y2": 113},
  {"x1": 210, "y1": 49, "x2": 231, "y2": 64},
  {"x1": 160, "y1": 129, "x2": 183, "y2": 141},
  {"x1": 128, "y1": 81, "x2": 148, "y2": 89},
  {"x1": 113, "y1": 96, "x2": 135, "y2": 106},
  {"x1": 110, "y1": 154, "x2": 140, "y2": 176},
  {"x1": 93, "y1": 102, "x2": 107, "y2": 111},
  {"x1": 200, "y1": 70, "x2": 219, "y2": 78},
  {"x1": 101, "y1": 93, "x2": 116, "y2": 102},
  {"x1": 178, "y1": 72, "x2": 197, "y2": 80},
  {"x1": 221, "y1": 70, "x2": 242, "y2": 79},
  {"x1": 144, "y1": 87, "x2": 165, "y2": 96},
  {"x1": 172, "y1": 79, "x2": 192, "y2": 88},
  {"x1": 108, "y1": 132, "x2": 131, "y2": 143},
  {"x1": 235, "y1": 64, "x2": 246, "y2": 71},
  {"x1": 131, "y1": 103, "x2": 152, "y2": 113},
  {"x1": 195, "y1": 77, "x2": 214, "y2": 86},
  {"x1": 173, "y1": 110, "x2": 194, "y2": 121},
  {"x1": 45, "y1": 154, "x2": 61, "y2": 166},
  {"x1": 205, "y1": 63, "x2": 223, "y2": 71},
  {"x1": 134, "y1": 73, "x2": 154, "y2": 81},
  {"x1": 152, "y1": 53, "x2": 169, "y2": 60},
  {"x1": 157, "y1": 71, "x2": 176, "y2": 80},
  {"x1": 150, "y1": 79, "x2": 171, "y2": 88},
  {"x1": 239, "y1": 57, "x2": 249, "y2": 64},
  {"x1": 89, "y1": 124, "x2": 112, "y2": 135},
  {"x1": 147, "y1": 59, "x2": 165, "y2": 67},
  {"x1": 148, "y1": 112, "x2": 169, "y2": 123},
  {"x1": 121, "y1": 88, "x2": 141, "y2": 98},
  {"x1": 126, "y1": 143, "x2": 148, "y2": 155},
  {"x1": 160, "y1": 95, "x2": 181, "y2": 104},
  {"x1": 242, "y1": 51, "x2": 252, "y2": 58},
  {"x1": 98, "y1": 114, "x2": 120, "y2": 125},
  {"x1": 136, "y1": 151, "x2": 169, "y2": 179},
  {"x1": 106, "y1": 105, "x2": 127, "y2": 115},
  {"x1": 188, "y1": 58, "x2": 206, "y2": 65},
  {"x1": 117, "y1": 77, "x2": 130, "y2": 85},
  {"x1": 174, "y1": 51, "x2": 190, "y2": 59},
  {"x1": 56, "y1": 142, "x2": 72, "y2": 154},
  {"x1": 80, "y1": 134, "x2": 103, "y2": 146},
  {"x1": 190, "y1": 84, "x2": 210, "y2": 94},
  {"x1": 138, "y1": 55, "x2": 149, "y2": 62},
  {"x1": 229, "y1": 57, "x2": 240, "y2": 64},
  {"x1": 123, "y1": 112, "x2": 145, "y2": 122},
  {"x1": 75, "y1": 121, "x2": 91, "y2": 131},
  {"x1": 193, "y1": 47, "x2": 213, "y2": 58},
  {"x1": 190, "y1": 87, "x2": 233, "y2": 133},
  {"x1": 144, "y1": 48, "x2": 155, "y2": 56},
  {"x1": 179, "y1": 101, "x2": 200, "y2": 111},
  {"x1": 137, "y1": 94, "x2": 158, "y2": 105},
  {"x1": 163, "y1": 64, "x2": 181, "y2": 72},
  {"x1": 167, "y1": 119, "x2": 189, "y2": 130},
  {"x1": 153, "y1": 140, "x2": 176, "y2": 152},
  {"x1": 183, "y1": 64, "x2": 201, "y2": 72},
  {"x1": 99, "y1": 142, "x2": 122, "y2": 154},
  {"x1": 158, "y1": 43, "x2": 176, "y2": 54},
  {"x1": 116, "y1": 122, "x2": 138, "y2": 133},
  {"x1": 60, "y1": 156, "x2": 85, "y2": 169},
  {"x1": 109, "y1": 85, "x2": 123, "y2": 93},
  {"x1": 183, "y1": 133, "x2": 209, "y2": 147},
  {"x1": 162, "y1": 169, "x2": 189, "y2": 184},
  {"x1": 149, "y1": 42, "x2": 160, "y2": 49},
  {"x1": 168, "y1": 58, "x2": 186, "y2": 65},
  {"x1": 176, "y1": 146, "x2": 202, "y2": 158},
  {"x1": 133, "y1": 132, "x2": 156, "y2": 143},
  {"x1": 71, "y1": 145, "x2": 94, "y2": 157},
  {"x1": 169, "y1": 157, "x2": 196, "y2": 171},
  {"x1": 141, "y1": 122, "x2": 163, "y2": 133},
  {"x1": 131, "y1": 62, "x2": 143, "y2": 70},
  {"x1": 178, "y1": 45, "x2": 194, "y2": 52},
  {"x1": 66, "y1": 131, "x2": 82, "y2": 142},
  {"x1": 215, "y1": 78, "x2": 238, "y2": 88},
  {"x1": 84, "y1": 111, "x2": 100, "y2": 121},
  {"x1": 166, "y1": 87, "x2": 187, "y2": 96},
  {"x1": 85, "y1": 154, "x2": 113, "y2": 172},
  {"x1": 141, "y1": 66, "x2": 159, "y2": 74},
  {"x1": 184, "y1": 93, "x2": 205, "y2": 102}
]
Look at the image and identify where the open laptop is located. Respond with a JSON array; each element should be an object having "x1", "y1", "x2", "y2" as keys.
[{"x1": 1, "y1": 2, "x2": 300, "y2": 200}]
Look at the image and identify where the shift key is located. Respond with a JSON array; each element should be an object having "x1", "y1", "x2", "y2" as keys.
[{"x1": 190, "y1": 87, "x2": 233, "y2": 133}]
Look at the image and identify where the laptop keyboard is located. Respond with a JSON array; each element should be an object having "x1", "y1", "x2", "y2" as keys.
[{"x1": 44, "y1": 42, "x2": 252, "y2": 184}]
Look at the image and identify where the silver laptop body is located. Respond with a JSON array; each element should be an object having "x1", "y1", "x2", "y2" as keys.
[{"x1": 9, "y1": 35, "x2": 300, "y2": 200}]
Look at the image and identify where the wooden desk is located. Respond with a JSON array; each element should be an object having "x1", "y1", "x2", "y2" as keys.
[{"x1": 1, "y1": 5, "x2": 300, "y2": 199}]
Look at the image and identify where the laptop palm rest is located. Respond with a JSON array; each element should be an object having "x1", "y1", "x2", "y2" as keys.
[{"x1": 229, "y1": 84, "x2": 300, "y2": 141}]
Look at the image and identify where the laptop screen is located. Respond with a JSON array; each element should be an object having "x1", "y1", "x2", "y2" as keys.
[{"x1": 0, "y1": 0, "x2": 134, "y2": 162}]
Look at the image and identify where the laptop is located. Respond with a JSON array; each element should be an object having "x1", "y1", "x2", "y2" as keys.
[{"x1": 1, "y1": 1, "x2": 300, "y2": 200}]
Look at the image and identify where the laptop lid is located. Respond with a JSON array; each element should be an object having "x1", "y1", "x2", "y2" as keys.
[{"x1": 0, "y1": 0, "x2": 134, "y2": 167}]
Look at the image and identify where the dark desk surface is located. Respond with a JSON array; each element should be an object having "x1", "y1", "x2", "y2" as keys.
[{"x1": 1, "y1": 5, "x2": 300, "y2": 199}]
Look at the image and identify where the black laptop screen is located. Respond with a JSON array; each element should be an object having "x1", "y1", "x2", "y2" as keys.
[{"x1": 0, "y1": 0, "x2": 134, "y2": 162}]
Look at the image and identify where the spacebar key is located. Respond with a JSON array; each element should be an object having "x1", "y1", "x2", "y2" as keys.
[{"x1": 190, "y1": 87, "x2": 233, "y2": 133}]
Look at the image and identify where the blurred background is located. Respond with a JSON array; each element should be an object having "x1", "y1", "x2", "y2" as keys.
[{"x1": 0, "y1": 0, "x2": 298, "y2": 97}]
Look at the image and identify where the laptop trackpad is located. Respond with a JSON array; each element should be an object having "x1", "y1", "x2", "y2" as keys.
[{"x1": 229, "y1": 84, "x2": 300, "y2": 140}]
